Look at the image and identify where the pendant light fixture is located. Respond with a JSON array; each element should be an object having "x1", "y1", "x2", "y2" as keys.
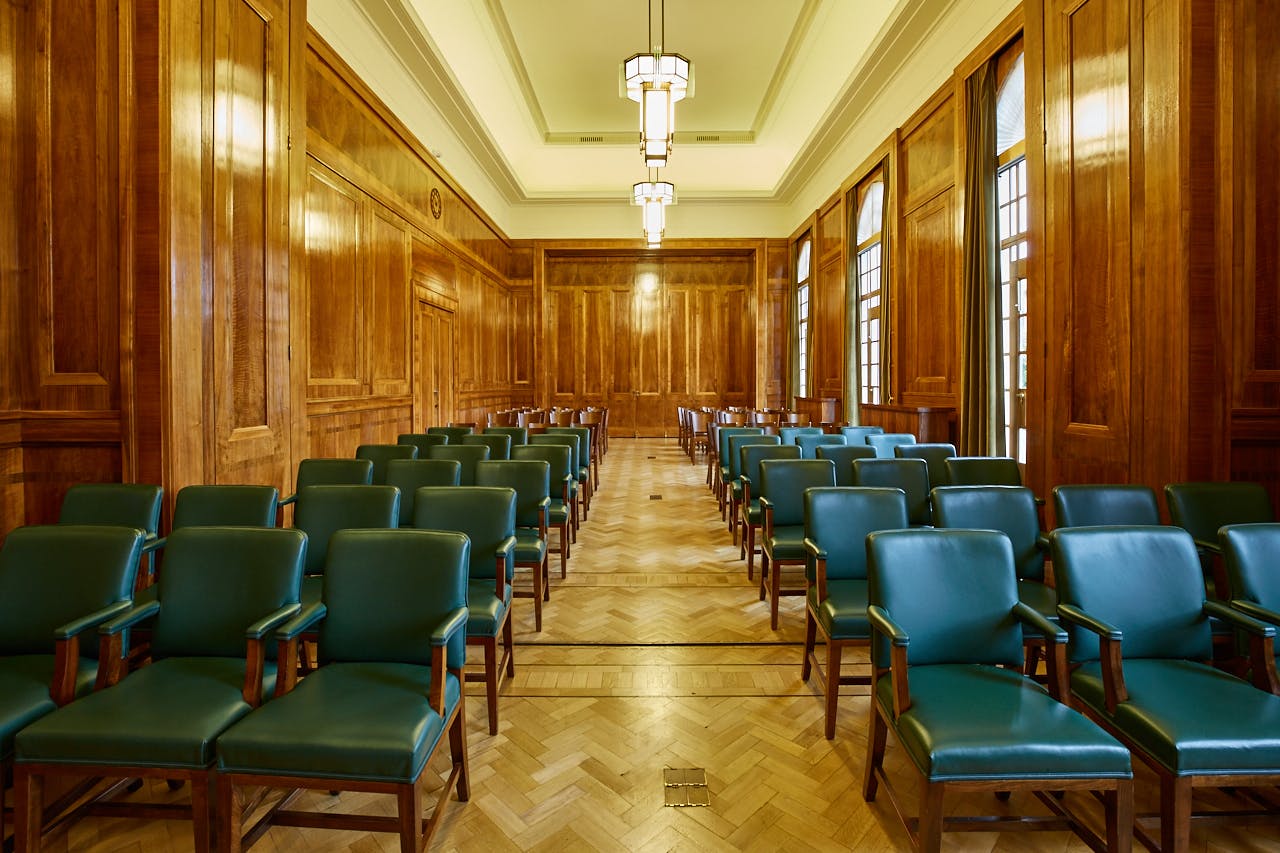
[
  {"x1": 633, "y1": 173, "x2": 675, "y2": 247},
  {"x1": 622, "y1": 0, "x2": 691, "y2": 168}
]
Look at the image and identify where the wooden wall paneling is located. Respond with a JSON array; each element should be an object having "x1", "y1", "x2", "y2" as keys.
[
  {"x1": 1024, "y1": 3, "x2": 1049, "y2": 499},
  {"x1": 580, "y1": 287, "x2": 619, "y2": 405},
  {"x1": 306, "y1": 402, "x2": 412, "y2": 458},
  {"x1": 723, "y1": 286, "x2": 750, "y2": 399},
  {"x1": 306, "y1": 160, "x2": 364, "y2": 399},
  {"x1": 665, "y1": 285, "x2": 691, "y2": 404},
  {"x1": 815, "y1": 197, "x2": 846, "y2": 402},
  {"x1": 607, "y1": 284, "x2": 635, "y2": 431},
  {"x1": 899, "y1": 190, "x2": 958, "y2": 404},
  {"x1": 546, "y1": 286, "x2": 578, "y2": 407},
  {"x1": 631, "y1": 261, "x2": 666, "y2": 436},
  {"x1": 510, "y1": 284, "x2": 534, "y2": 390},
  {"x1": 366, "y1": 205, "x2": 411, "y2": 396},
  {"x1": 0, "y1": 2, "x2": 21, "y2": 414},
  {"x1": 762, "y1": 241, "x2": 790, "y2": 408},
  {"x1": 900, "y1": 94, "x2": 957, "y2": 213},
  {"x1": 1042, "y1": 0, "x2": 1133, "y2": 485}
]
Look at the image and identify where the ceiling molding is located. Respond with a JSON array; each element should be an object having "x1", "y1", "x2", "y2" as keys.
[
  {"x1": 483, "y1": 0, "x2": 550, "y2": 137},
  {"x1": 749, "y1": 0, "x2": 821, "y2": 133},
  {"x1": 544, "y1": 130, "x2": 755, "y2": 145}
]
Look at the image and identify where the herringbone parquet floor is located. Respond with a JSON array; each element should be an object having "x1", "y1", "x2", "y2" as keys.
[{"x1": 31, "y1": 439, "x2": 1280, "y2": 851}]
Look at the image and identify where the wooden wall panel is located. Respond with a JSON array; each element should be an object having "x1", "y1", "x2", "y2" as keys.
[
  {"x1": 367, "y1": 207, "x2": 411, "y2": 395},
  {"x1": 306, "y1": 403, "x2": 412, "y2": 458},
  {"x1": 899, "y1": 190, "x2": 958, "y2": 403},
  {"x1": 762, "y1": 241, "x2": 789, "y2": 409},
  {"x1": 306, "y1": 164, "x2": 363, "y2": 397},
  {"x1": 0, "y1": 3, "x2": 21, "y2": 416},
  {"x1": 901, "y1": 97, "x2": 956, "y2": 212},
  {"x1": 510, "y1": 285, "x2": 534, "y2": 390}
]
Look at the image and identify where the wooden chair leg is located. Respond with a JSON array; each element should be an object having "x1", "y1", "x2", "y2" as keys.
[
  {"x1": 1160, "y1": 774, "x2": 1193, "y2": 853},
  {"x1": 918, "y1": 781, "x2": 945, "y2": 853},
  {"x1": 824, "y1": 639, "x2": 843, "y2": 739},
  {"x1": 449, "y1": 695, "x2": 471, "y2": 801},
  {"x1": 1107, "y1": 779, "x2": 1134, "y2": 853},
  {"x1": 543, "y1": 556, "x2": 551, "y2": 601},
  {"x1": 484, "y1": 638, "x2": 499, "y2": 735},
  {"x1": 397, "y1": 778, "x2": 422, "y2": 853},
  {"x1": 559, "y1": 528, "x2": 568, "y2": 578},
  {"x1": 218, "y1": 775, "x2": 244, "y2": 853},
  {"x1": 503, "y1": 614, "x2": 515, "y2": 678},
  {"x1": 758, "y1": 553, "x2": 768, "y2": 601},
  {"x1": 15, "y1": 766, "x2": 42, "y2": 853},
  {"x1": 769, "y1": 563, "x2": 783, "y2": 630},
  {"x1": 532, "y1": 562, "x2": 544, "y2": 631},
  {"x1": 862, "y1": 703, "x2": 887, "y2": 801},
  {"x1": 191, "y1": 770, "x2": 214, "y2": 853},
  {"x1": 801, "y1": 609, "x2": 817, "y2": 681}
]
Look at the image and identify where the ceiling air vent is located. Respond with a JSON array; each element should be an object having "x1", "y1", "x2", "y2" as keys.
[
  {"x1": 579, "y1": 135, "x2": 605, "y2": 143},
  {"x1": 695, "y1": 135, "x2": 720, "y2": 142}
]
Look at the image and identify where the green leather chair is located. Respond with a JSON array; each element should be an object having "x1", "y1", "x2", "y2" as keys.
[
  {"x1": 216, "y1": 529, "x2": 470, "y2": 852},
  {"x1": 356, "y1": 443, "x2": 418, "y2": 485},
  {"x1": 548, "y1": 426, "x2": 594, "y2": 510},
  {"x1": 945, "y1": 455, "x2": 1022, "y2": 486},
  {"x1": 427, "y1": 426, "x2": 473, "y2": 444},
  {"x1": 778, "y1": 426, "x2": 823, "y2": 446},
  {"x1": 815, "y1": 444, "x2": 876, "y2": 486},
  {"x1": 292, "y1": 485, "x2": 400, "y2": 615},
  {"x1": 397, "y1": 432, "x2": 449, "y2": 455},
  {"x1": 427, "y1": 443, "x2": 491, "y2": 487},
  {"x1": 385, "y1": 459, "x2": 461, "y2": 527},
  {"x1": 532, "y1": 433, "x2": 583, "y2": 529},
  {"x1": 484, "y1": 426, "x2": 529, "y2": 448},
  {"x1": 716, "y1": 427, "x2": 764, "y2": 517},
  {"x1": 278, "y1": 458, "x2": 374, "y2": 513},
  {"x1": 476, "y1": 460, "x2": 552, "y2": 631},
  {"x1": 1051, "y1": 525, "x2": 1280, "y2": 852},
  {"x1": 739, "y1": 445, "x2": 801, "y2": 577},
  {"x1": 13, "y1": 526, "x2": 305, "y2": 853},
  {"x1": 1166, "y1": 481, "x2": 1275, "y2": 600},
  {"x1": 865, "y1": 528, "x2": 1133, "y2": 852},
  {"x1": 512, "y1": 444, "x2": 573, "y2": 576},
  {"x1": 1222, "y1": 523, "x2": 1280, "y2": 655},
  {"x1": 894, "y1": 442, "x2": 957, "y2": 489},
  {"x1": 463, "y1": 432, "x2": 512, "y2": 461},
  {"x1": 853, "y1": 458, "x2": 932, "y2": 526},
  {"x1": 414, "y1": 487, "x2": 516, "y2": 736},
  {"x1": 170, "y1": 485, "x2": 279, "y2": 530},
  {"x1": 839, "y1": 425, "x2": 884, "y2": 445},
  {"x1": 932, "y1": 485, "x2": 1054, "y2": 673},
  {"x1": 0, "y1": 524, "x2": 145, "y2": 840},
  {"x1": 759, "y1": 459, "x2": 836, "y2": 630},
  {"x1": 866, "y1": 432, "x2": 915, "y2": 459},
  {"x1": 801, "y1": 487, "x2": 908, "y2": 739},
  {"x1": 796, "y1": 433, "x2": 846, "y2": 460},
  {"x1": 726, "y1": 434, "x2": 781, "y2": 540},
  {"x1": 58, "y1": 483, "x2": 163, "y2": 589},
  {"x1": 1052, "y1": 484, "x2": 1161, "y2": 528}
]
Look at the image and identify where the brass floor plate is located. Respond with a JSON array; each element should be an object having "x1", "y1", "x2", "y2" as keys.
[
  {"x1": 663, "y1": 767, "x2": 707, "y2": 787},
  {"x1": 664, "y1": 786, "x2": 711, "y2": 807}
]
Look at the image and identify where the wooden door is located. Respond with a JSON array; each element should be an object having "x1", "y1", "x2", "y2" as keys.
[
  {"x1": 631, "y1": 270, "x2": 667, "y2": 436},
  {"x1": 210, "y1": 0, "x2": 292, "y2": 487},
  {"x1": 415, "y1": 300, "x2": 455, "y2": 428}
]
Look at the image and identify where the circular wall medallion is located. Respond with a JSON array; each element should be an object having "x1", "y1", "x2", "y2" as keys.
[{"x1": 429, "y1": 188, "x2": 443, "y2": 220}]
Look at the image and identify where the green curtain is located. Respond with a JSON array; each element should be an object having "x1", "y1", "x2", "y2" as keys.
[{"x1": 960, "y1": 59, "x2": 1005, "y2": 456}]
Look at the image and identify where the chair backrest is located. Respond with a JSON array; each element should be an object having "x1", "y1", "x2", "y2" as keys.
[
  {"x1": 476, "y1": 460, "x2": 551, "y2": 529},
  {"x1": 414, "y1": 487, "x2": 516, "y2": 581},
  {"x1": 758, "y1": 459, "x2": 837, "y2": 527},
  {"x1": 1222, "y1": 523, "x2": 1280, "y2": 608},
  {"x1": 0, "y1": 525, "x2": 144, "y2": 656},
  {"x1": 1165, "y1": 482, "x2": 1275, "y2": 544},
  {"x1": 839, "y1": 425, "x2": 885, "y2": 445},
  {"x1": 805, "y1": 487, "x2": 908, "y2": 583},
  {"x1": 866, "y1": 433, "x2": 915, "y2": 459},
  {"x1": 58, "y1": 483, "x2": 163, "y2": 538},
  {"x1": 319, "y1": 529, "x2": 470, "y2": 670},
  {"x1": 517, "y1": 410, "x2": 546, "y2": 428},
  {"x1": 1050, "y1": 525, "x2": 1212, "y2": 663},
  {"x1": 717, "y1": 427, "x2": 763, "y2": 463},
  {"x1": 815, "y1": 445, "x2": 877, "y2": 486},
  {"x1": 171, "y1": 485, "x2": 279, "y2": 529},
  {"x1": 868, "y1": 528, "x2": 1024, "y2": 667},
  {"x1": 894, "y1": 442, "x2": 957, "y2": 489},
  {"x1": 397, "y1": 433, "x2": 449, "y2": 455},
  {"x1": 853, "y1": 458, "x2": 932, "y2": 526},
  {"x1": 294, "y1": 458, "x2": 374, "y2": 491},
  {"x1": 548, "y1": 427, "x2": 592, "y2": 468},
  {"x1": 931, "y1": 485, "x2": 1042, "y2": 581},
  {"x1": 151, "y1": 527, "x2": 306, "y2": 659},
  {"x1": 741, "y1": 445, "x2": 802, "y2": 491},
  {"x1": 784, "y1": 412, "x2": 810, "y2": 426},
  {"x1": 530, "y1": 433, "x2": 580, "y2": 475},
  {"x1": 552, "y1": 409, "x2": 575, "y2": 426},
  {"x1": 726, "y1": 435, "x2": 780, "y2": 479},
  {"x1": 463, "y1": 433, "x2": 512, "y2": 461},
  {"x1": 512, "y1": 444, "x2": 573, "y2": 495},
  {"x1": 292, "y1": 485, "x2": 400, "y2": 575},
  {"x1": 355, "y1": 444, "x2": 418, "y2": 485},
  {"x1": 426, "y1": 444, "x2": 491, "y2": 486},
  {"x1": 778, "y1": 426, "x2": 822, "y2": 446},
  {"x1": 427, "y1": 426, "x2": 473, "y2": 443},
  {"x1": 484, "y1": 426, "x2": 529, "y2": 447},
  {"x1": 385, "y1": 460, "x2": 462, "y2": 527},
  {"x1": 1052, "y1": 484, "x2": 1160, "y2": 528},
  {"x1": 946, "y1": 456, "x2": 1022, "y2": 486},
  {"x1": 796, "y1": 433, "x2": 847, "y2": 459}
]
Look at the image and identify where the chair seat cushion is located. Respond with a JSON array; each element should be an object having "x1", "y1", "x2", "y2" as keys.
[
  {"x1": 807, "y1": 581, "x2": 870, "y2": 640},
  {"x1": 1017, "y1": 580, "x2": 1058, "y2": 619},
  {"x1": 218, "y1": 663, "x2": 461, "y2": 784},
  {"x1": 876, "y1": 664, "x2": 1131, "y2": 783},
  {"x1": 467, "y1": 580, "x2": 513, "y2": 637},
  {"x1": 513, "y1": 529, "x2": 547, "y2": 565},
  {"x1": 15, "y1": 657, "x2": 273, "y2": 769},
  {"x1": 1071, "y1": 658, "x2": 1280, "y2": 775},
  {"x1": 0, "y1": 655, "x2": 98, "y2": 761},
  {"x1": 765, "y1": 525, "x2": 806, "y2": 561}
]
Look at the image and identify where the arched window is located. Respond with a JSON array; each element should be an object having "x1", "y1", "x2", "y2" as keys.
[
  {"x1": 995, "y1": 46, "x2": 1028, "y2": 461},
  {"x1": 855, "y1": 175, "x2": 885, "y2": 405},
  {"x1": 796, "y1": 236, "x2": 812, "y2": 397}
]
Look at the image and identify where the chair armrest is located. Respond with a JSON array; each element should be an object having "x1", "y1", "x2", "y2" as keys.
[
  {"x1": 100, "y1": 600, "x2": 162, "y2": 636},
  {"x1": 1193, "y1": 537, "x2": 1222, "y2": 556},
  {"x1": 49, "y1": 600, "x2": 135, "y2": 706},
  {"x1": 867, "y1": 605, "x2": 909, "y2": 647},
  {"x1": 429, "y1": 608, "x2": 468, "y2": 713},
  {"x1": 242, "y1": 603, "x2": 301, "y2": 707},
  {"x1": 803, "y1": 538, "x2": 827, "y2": 561},
  {"x1": 276, "y1": 602, "x2": 328, "y2": 643},
  {"x1": 1056, "y1": 603, "x2": 1123, "y2": 641},
  {"x1": 1035, "y1": 533, "x2": 1051, "y2": 552},
  {"x1": 55, "y1": 600, "x2": 134, "y2": 641},
  {"x1": 1209, "y1": 600, "x2": 1276, "y2": 638},
  {"x1": 142, "y1": 536, "x2": 166, "y2": 554},
  {"x1": 279, "y1": 493, "x2": 298, "y2": 506},
  {"x1": 1057, "y1": 603, "x2": 1127, "y2": 712},
  {"x1": 245, "y1": 603, "x2": 303, "y2": 640},
  {"x1": 496, "y1": 535, "x2": 517, "y2": 596},
  {"x1": 431, "y1": 607, "x2": 469, "y2": 647},
  {"x1": 1014, "y1": 602, "x2": 1069, "y2": 700},
  {"x1": 867, "y1": 605, "x2": 911, "y2": 717},
  {"x1": 272, "y1": 603, "x2": 327, "y2": 698},
  {"x1": 1012, "y1": 601, "x2": 1067, "y2": 644},
  {"x1": 760, "y1": 497, "x2": 774, "y2": 538}
]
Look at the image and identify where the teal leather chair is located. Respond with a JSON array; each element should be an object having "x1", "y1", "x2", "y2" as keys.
[
  {"x1": 548, "y1": 426, "x2": 594, "y2": 513},
  {"x1": 170, "y1": 485, "x2": 278, "y2": 530},
  {"x1": 512, "y1": 444, "x2": 573, "y2": 576},
  {"x1": 427, "y1": 443, "x2": 491, "y2": 486},
  {"x1": 726, "y1": 434, "x2": 781, "y2": 540},
  {"x1": 853, "y1": 458, "x2": 932, "y2": 526},
  {"x1": 1222, "y1": 523, "x2": 1280, "y2": 655},
  {"x1": 397, "y1": 432, "x2": 449, "y2": 455},
  {"x1": 716, "y1": 427, "x2": 764, "y2": 517},
  {"x1": 278, "y1": 458, "x2": 374, "y2": 514},
  {"x1": 815, "y1": 444, "x2": 876, "y2": 486},
  {"x1": 427, "y1": 426, "x2": 473, "y2": 444},
  {"x1": 945, "y1": 455, "x2": 1021, "y2": 486},
  {"x1": 1166, "y1": 481, "x2": 1275, "y2": 599},
  {"x1": 415, "y1": 487, "x2": 516, "y2": 736},
  {"x1": 759, "y1": 459, "x2": 836, "y2": 630},
  {"x1": 58, "y1": 483, "x2": 163, "y2": 588},
  {"x1": 463, "y1": 432, "x2": 512, "y2": 461},
  {"x1": 292, "y1": 485, "x2": 400, "y2": 615},
  {"x1": 739, "y1": 445, "x2": 801, "y2": 577},
  {"x1": 0, "y1": 524, "x2": 145, "y2": 841},
  {"x1": 796, "y1": 433, "x2": 846, "y2": 460},
  {"x1": 894, "y1": 442, "x2": 956, "y2": 489},
  {"x1": 778, "y1": 426, "x2": 823, "y2": 446},
  {"x1": 356, "y1": 444, "x2": 418, "y2": 485},
  {"x1": 385, "y1": 459, "x2": 462, "y2": 527},
  {"x1": 1051, "y1": 525, "x2": 1280, "y2": 853},
  {"x1": 932, "y1": 485, "x2": 1053, "y2": 673},
  {"x1": 802, "y1": 487, "x2": 908, "y2": 739},
  {"x1": 13, "y1": 527, "x2": 305, "y2": 853},
  {"x1": 477, "y1": 460, "x2": 552, "y2": 631},
  {"x1": 866, "y1": 432, "x2": 915, "y2": 459},
  {"x1": 839, "y1": 425, "x2": 884, "y2": 445},
  {"x1": 484, "y1": 426, "x2": 529, "y2": 447},
  {"x1": 533, "y1": 432, "x2": 584, "y2": 526},
  {"x1": 216, "y1": 529, "x2": 470, "y2": 852},
  {"x1": 865, "y1": 528, "x2": 1133, "y2": 852},
  {"x1": 1052, "y1": 484, "x2": 1160, "y2": 528}
]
